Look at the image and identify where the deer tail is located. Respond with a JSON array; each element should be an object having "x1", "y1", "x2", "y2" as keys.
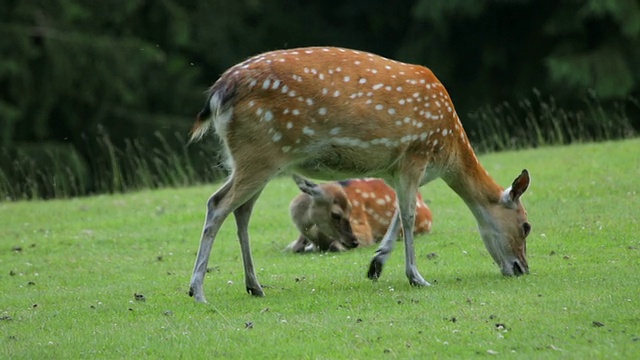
[{"x1": 189, "y1": 80, "x2": 236, "y2": 144}]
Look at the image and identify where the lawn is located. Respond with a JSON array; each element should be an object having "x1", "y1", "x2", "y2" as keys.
[{"x1": 1, "y1": 139, "x2": 639, "y2": 359}]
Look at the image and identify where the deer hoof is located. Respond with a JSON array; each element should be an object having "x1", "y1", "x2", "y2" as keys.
[
  {"x1": 247, "y1": 286, "x2": 265, "y2": 297},
  {"x1": 367, "y1": 258, "x2": 384, "y2": 280}
]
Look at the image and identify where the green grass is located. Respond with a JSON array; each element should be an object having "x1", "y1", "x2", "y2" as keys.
[{"x1": 1, "y1": 139, "x2": 639, "y2": 359}]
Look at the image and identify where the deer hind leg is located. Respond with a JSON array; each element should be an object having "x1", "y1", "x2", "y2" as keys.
[
  {"x1": 190, "y1": 179, "x2": 234, "y2": 303},
  {"x1": 233, "y1": 189, "x2": 266, "y2": 296},
  {"x1": 189, "y1": 165, "x2": 277, "y2": 302}
]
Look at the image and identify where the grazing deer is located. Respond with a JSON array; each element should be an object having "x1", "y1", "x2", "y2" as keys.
[
  {"x1": 188, "y1": 46, "x2": 531, "y2": 303},
  {"x1": 287, "y1": 177, "x2": 432, "y2": 252}
]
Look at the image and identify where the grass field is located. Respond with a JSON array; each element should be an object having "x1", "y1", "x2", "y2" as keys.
[{"x1": 1, "y1": 138, "x2": 639, "y2": 359}]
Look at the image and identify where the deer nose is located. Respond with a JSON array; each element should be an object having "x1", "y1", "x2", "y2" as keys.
[{"x1": 512, "y1": 260, "x2": 528, "y2": 276}]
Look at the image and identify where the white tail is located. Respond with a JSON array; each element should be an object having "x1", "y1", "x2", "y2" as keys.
[
  {"x1": 288, "y1": 177, "x2": 432, "y2": 252},
  {"x1": 188, "y1": 46, "x2": 531, "y2": 303}
]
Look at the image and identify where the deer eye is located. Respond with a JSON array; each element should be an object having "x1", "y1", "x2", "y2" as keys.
[
  {"x1": 522, "y1": 222, "x2": 531, "y2": 237},
  {"x1": 330, "y1": 212, "x2": 342, "y2": 220}
]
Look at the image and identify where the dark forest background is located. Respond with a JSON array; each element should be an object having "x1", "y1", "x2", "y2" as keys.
[{"x1": 1, "y1": 0, "x2": 639, "y2": 199}]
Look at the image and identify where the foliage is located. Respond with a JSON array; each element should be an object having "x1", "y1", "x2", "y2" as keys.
[
  {"x1": 0, "y1": 0, "x2": 639, "y2": 199},
  {"x1": 1, "y1": 139, "x2": 639, "y2": 358}
]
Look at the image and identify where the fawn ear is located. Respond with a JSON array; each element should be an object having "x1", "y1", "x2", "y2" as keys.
[
  {"x1": 293, "y1": 175, "x2": 323, "y2": 197},
  {"x1": 503, "y1": 169, "x2": 530, "y2": 203}
]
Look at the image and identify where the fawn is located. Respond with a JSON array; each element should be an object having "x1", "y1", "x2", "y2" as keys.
[
  {"x1": 188, "y1": 46, "x2": 531, "y2": 303},
  {"x1": 288, "y1": 176, "x2": 432, "y2": 252}
]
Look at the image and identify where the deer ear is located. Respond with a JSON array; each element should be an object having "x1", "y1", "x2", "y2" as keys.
[
  {"x1": 503, "y1": 169, "x2": 530, "y2": 203},
  {"x1": 293, "y1": 174, "x2": 323, "y2": 197}
]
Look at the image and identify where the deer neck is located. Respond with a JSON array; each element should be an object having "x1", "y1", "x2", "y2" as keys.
[{"x1": 443, "y1": 139, "x2": 503, "y2": 224}]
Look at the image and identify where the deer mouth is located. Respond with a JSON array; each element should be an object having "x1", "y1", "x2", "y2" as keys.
[
  {"x1": 500, "y1": 258, "x2": 528, "y2": 277},
  {"x1": 340, "y1": 235, "x2": 358, "y2": 249},
  {"x1": 511, "y1": 259, "x2": 528, "y2": 276}
]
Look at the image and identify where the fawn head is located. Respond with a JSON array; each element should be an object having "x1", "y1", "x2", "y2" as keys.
[{"x1": 291, "y1": 175, "x2": 359, "y2": 250}]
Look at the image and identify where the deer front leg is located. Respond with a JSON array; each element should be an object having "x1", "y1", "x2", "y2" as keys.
[
  {"x1": 367, "y1": 208, "x2": 402, "y2": 280},
  {"x1": 287, "y1": 234, "x2": 312, "y2": 253},
  {"x1": 396, "y1": 177, "x2": 429, "y2": 287}
]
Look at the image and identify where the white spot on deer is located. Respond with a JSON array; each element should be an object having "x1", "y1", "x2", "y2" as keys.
[
  {"x1": 352, "y1": 200, "x2": 360, "y2": 207},
  {"x1": 330, "y1": 127, "x2": 341, "y2": 135},
  {"x1": 292, "y1": 109, "x2": 300, "y2": 116},
  {"x1": 256, "y1": 108, "x2": 263, "y2": 117},
  {"x1": 305, "y1": 50, "x2": 314, "y2": 54},
  {"x1": 303, "y1": 126, "x2": 315, "y2": 136},
  {"x1": 361, "y1": 192, "x2": 370, "y2": 199},
  {"x1": 388, "y1": 108, "x2": 396, "y2": 115},
  {"x1": 442, "y1": 129, "x2": 448, "y2": 136},
  {"x1": 318, "y1": 107, "x2": 327, "y2": 116},
  {"x1": 375, "y1": 104, "x2": 384, "y2": 111},
  {"x1": 333, "y1": 90, "x2": 341, "y2": 97},
  {"x1": 395, "y1": 121, "x2": 403, "y2": 126},
  {"x1": 322, "y1": 88, "x2": 329, "y2": 95},
  {"x1": 264, "y1": 110, "x2": 274, "y2": 122},
  {"x1": 371, "y1": 69, "x2": 378, "y2": 74},
  {"x1": 332, "y1": 137, "x2": 371, "y2": 148},
  {"x1": 286, "y1": 122, "x2": 293, "y2": 129},
  {"x1": 319, "y1": 73, "x2": 325, "y2": 80},
  {"x1": 399, "y1": 99, "x2": 406, "y2": 105},
  {"x1": 385, "y1": 65, "x2": 391, "y2": 70},
  {"x1": 281, "y1": 85, "x2": 289, "y2": 94},
  {"x1": 372, "y1": 83, "x2": 384, "y2": 90},
  {"x1": 420, "y1": 132, "x2": 428, "y2": 141},
  {"x1": 271, "y1": 80, "x2": 281, "y2": 90},
  {"x1": 288, "y1": 90, "x2": 297, "y2": 97},
  {"x1": 272, "y1": 132, "x2": 282, "y2": 142},
  {"x1": 359, "y1": 78, "x2": 367, "y2": 84},
  {"x1": 365, "y1": 99, "x2": 373, "y2": 105},
  {"x1": 306, "y1": 98, "x2": 314, "y2": 106},
  {"x1": 354, "y1": 60, "x2": 361, "y2": 65},
  {"x1": 343, "y1": 76, "x2": 350, "y2": 82},
  {"x1": 303, "y1": 67, "x2": 309, "y2": 74},
  {"x1": 403, "y1": 117, "x2": 411, "y2": 123},
  {"x1": 376, "y1": 198, "x2": 387, "y2": 205},
  {"x1": 435, "y1": 101, "x2": 441, "y2": 108},
  {"x1": 249, "y1": 79, "x2": 257, "y2": 88},
  {"x1": 248, "y1": 100, "x2": 256, "y2": 108},
  {"x1": 433, "y1": 139, "x2": 439, "y2": 146},
  {"x1": 396, "y1": 86, "x2": 403, "y2": 92}
]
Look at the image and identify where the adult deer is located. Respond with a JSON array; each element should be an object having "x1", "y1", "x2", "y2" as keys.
[
  {"x1": 188, "y1": 46, "x2": 531, "y2": 303},
  {"x1": 287, "y1": 177, "x2": 432, "y2": 252}
]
